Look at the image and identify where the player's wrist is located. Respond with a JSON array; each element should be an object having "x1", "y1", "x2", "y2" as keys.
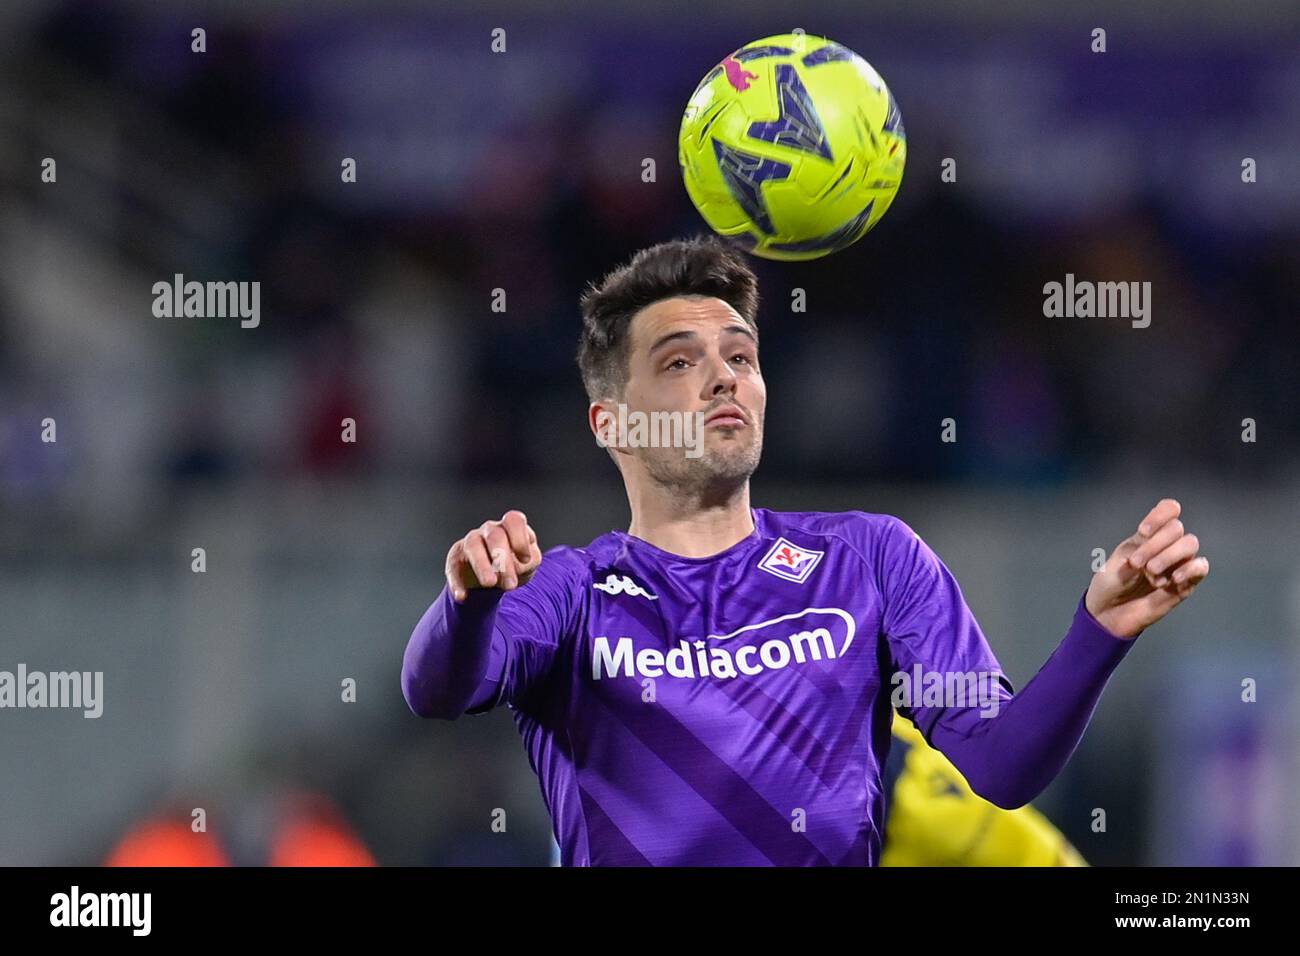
[
  {"x1": 1075, "y1": 589, "x2": 1141, "y2": 645},
  {"x1": 443, "y1": 581, "x2": 507, "y2": 609}
]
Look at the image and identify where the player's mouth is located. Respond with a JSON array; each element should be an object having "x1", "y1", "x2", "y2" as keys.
[{"x1": 704, "y1": 404, "x2": 747, "y2": 428}]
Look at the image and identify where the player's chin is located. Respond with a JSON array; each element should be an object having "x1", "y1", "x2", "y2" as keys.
[
  {"x1": 699, "y1": 432, "x2": 757, "y2": 463},
  {"x1": 700, "y1": 437, "x2": 762, "y2": 473}
]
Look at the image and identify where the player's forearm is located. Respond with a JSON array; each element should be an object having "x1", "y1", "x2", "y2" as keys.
[
  {"x1": 926, "y1": 590, "x2": 1135, "y2": 809},
  {"x1": 401, "y1": 586, "x2": 503, "y2": 719}
]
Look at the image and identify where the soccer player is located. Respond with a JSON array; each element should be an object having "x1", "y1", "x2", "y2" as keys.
[{"x1": 401, "y1": 236, "x2": 1209, "y2": 866}]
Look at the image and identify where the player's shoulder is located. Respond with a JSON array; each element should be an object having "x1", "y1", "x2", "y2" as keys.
[
  {"x1": 509, "y1": 543, "x2": 601, "y2": 611},
  {"x1": 532, "y1": 530, "x2": 627, "y2": 582},
  {"x1": 533, "y1": 542, "x2": 599, "y2": 580}
]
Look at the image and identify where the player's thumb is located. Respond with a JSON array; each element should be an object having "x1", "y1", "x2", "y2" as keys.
[{"x1": 1111, "y1": 538, "x2": 1144, "y2": 583}]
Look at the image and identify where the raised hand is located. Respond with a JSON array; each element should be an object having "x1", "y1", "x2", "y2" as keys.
[
  {"x1": 1085, "y1": 498, "x2": 1209, "y2": 639},
  {"x1": 445, "y1": 510, "x2": 542, "y2": 603}
]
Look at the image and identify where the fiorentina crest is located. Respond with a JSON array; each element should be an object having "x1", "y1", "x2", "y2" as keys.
[{"x1": 757, "y1": 537, "x2": 824, "y2": 584}]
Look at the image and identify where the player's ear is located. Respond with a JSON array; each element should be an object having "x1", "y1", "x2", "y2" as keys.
[
  {"x1": 589, "y1": 400, "x2": 618, "y2": 449},
  {"x1": 590, "y1": 398, "x2": 633, "y2": 461}
]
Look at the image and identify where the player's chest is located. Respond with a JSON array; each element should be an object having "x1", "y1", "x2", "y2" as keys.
[{"x1": 568, "y1": 559, "x2": 884, "y2": 711}]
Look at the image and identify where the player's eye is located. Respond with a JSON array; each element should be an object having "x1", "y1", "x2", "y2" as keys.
[
  {"x1": 665, "y1": 358, "x2": 691, "y2": 371},
  {"x1": 730, "y1": 353, "x2": 752, "y2": 365}
]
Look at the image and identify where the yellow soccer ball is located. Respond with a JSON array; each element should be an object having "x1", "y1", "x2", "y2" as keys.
[{"x1": 678, "y1": 33, "x2": 907, "y2": 261}]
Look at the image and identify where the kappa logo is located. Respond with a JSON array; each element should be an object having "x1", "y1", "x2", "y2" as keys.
[
  {"x1": 592, "y1": 573, "x2": 658, "y2": 601},
  {"x1": 758, "y1": 537, "x2": 824, "y2": 584}
]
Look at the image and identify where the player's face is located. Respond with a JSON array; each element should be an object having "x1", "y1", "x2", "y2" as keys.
[{"x1": 611, "y1": 295, "x2": 765, "y2": 491}]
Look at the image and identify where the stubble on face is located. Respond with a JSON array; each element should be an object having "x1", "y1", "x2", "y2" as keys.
[{"x1": 637, "y1": 406, "x2": 763, "y2": 498}]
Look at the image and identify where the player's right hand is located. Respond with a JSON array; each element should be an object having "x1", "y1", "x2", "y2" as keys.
[{"x1": 445, "y1": 510, "x2": 542, "y2": 603}]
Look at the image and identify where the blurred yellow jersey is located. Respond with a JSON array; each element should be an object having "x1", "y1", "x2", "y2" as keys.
[{"x1": 880, "y1": 711, "x2": 1087, "y2": 867}]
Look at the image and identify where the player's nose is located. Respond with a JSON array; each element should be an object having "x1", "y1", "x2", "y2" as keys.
[{"x1": 702, "y1": 352, "x2": 739, "y2": 398}]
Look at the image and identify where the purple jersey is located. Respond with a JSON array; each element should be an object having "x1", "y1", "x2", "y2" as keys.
[{"x1": 402, "y1": 508, "x2": 1136, "y2": 866}]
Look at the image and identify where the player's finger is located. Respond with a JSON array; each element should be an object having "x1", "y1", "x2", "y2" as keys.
[
  {"x1": 463, "y1": 530, "x2": 498, "y2": 588},
  {"x1": 1137, "y1": 498, "x2": 1181, "y2": 537},
  {"x1": 1170, "y1": 555, "x2": 1209, "y2": 589},
  {"x1": 1132, "y1": 584, "x2": 1184, "y2": 623},
  {"x1": 1146, "y1": 533, "x2": 1200, "y2": 584},
  {"x1": 445, "y1": 540, "x2": 470, "y2": 601},
  {"x1": 519, "y1": 539, "x2": 543, "y2": 578},
  {"x1": 1150, "y1": 557, "x2": 1206, "y2": 606},
  {"x1": 500, "y1": 510, "x2": 533, "y2": 564},
  {"x1": 477, "y1": 518, "x2": 504, "y2": 567},
  {"x1": 1130, "y1": 518, "x2": 1184, "y2": 569},
  {"x1": 482, "y1": 524, "x2": 518, "y2": 589},
  {"x1": 1111, "y1": 532, "x2": 1145, "y2": 570}
]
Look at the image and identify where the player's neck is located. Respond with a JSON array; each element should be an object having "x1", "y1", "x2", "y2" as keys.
[{"x1": 624, "y1": 484, "x2": 755, "y2": 559}]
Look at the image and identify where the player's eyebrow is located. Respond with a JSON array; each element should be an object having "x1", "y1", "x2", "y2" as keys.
[
  {"x1": 647, "y1": 329, "x2": 700, "y2": 355},
  {"x1": 647, "y1": 324, "x2": 757, "y2": 355},
  {"x1": 721, "y1": 324, "x2": 758, "y2": 346}
]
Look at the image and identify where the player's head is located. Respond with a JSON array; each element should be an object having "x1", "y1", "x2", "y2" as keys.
[{"x1": 578, "y1": 235, "x2": 765, "y2": 500}]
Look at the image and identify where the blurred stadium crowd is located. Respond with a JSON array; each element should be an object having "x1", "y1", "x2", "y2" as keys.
[{"x1": 3, "y1": 3, "x2": 1297, "y2": 532}]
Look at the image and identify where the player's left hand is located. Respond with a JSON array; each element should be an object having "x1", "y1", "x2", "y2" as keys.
[{"x1": 1085, "y1": 498, "x2": 1209, "y2": 639}]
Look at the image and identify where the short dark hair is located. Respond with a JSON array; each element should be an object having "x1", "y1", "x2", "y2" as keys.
[{"x1": 577, "y1": 235, "x2": 760, "y2": 402}]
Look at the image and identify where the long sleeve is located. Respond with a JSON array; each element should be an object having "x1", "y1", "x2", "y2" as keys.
[
  {"x1": 922, "y1": 592, "x2": 1135, "y2": 809},
  {"x1": 878, "y1": 515, "x2": 1136, "y2": 809},
  {"x1": 401, "y1": 586, "x2": 506, "y2": 719},
  {"x1": 401, "y1": 546, "x2": 583, "y2": 720}
]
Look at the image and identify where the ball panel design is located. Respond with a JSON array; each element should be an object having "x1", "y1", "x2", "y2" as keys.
[{"x1": 679, "y1": 33, "x2": 906, "y2": 260}]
